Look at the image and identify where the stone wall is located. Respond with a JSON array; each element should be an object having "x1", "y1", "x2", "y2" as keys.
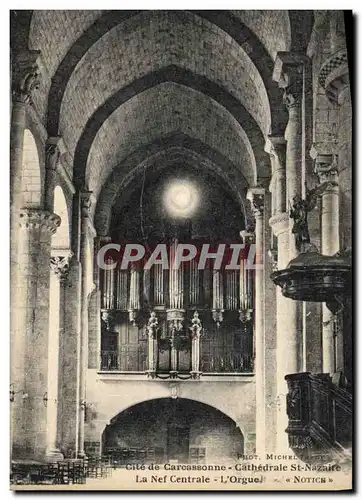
[{"x1": 84, "y1": 370, "x2": 256, "y2": 455}]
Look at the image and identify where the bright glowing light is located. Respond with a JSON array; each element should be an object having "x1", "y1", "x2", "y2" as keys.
[{"x1": 163, "y1": 180, "x2": 199, "y2": 218}]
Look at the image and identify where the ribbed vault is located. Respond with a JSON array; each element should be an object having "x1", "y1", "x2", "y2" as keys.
[
  {"x1": 24, "y1": 10, "x2": 291, "y2": 135},
  {"x1": 73, "y1": 66, "x2": 267, "y2": 191},
  {"x1": 11, "y1": 9, "x2": 315, "y2": 219},
  {"x1": 59, "y1": 10, "x2": 271, "y2": 155},
  {"x1": 86, "y1": 83, "x2": 256, "y2": 199}
]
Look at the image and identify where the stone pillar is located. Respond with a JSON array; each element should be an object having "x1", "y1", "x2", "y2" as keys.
[
  {"x1": 10, "y1": 55, "x2": 41, "y2": 450},
  {"x1": 11, "y1": 210, "x2": 60, "y2": 460},
  {"x1": 273, "y1": 53, "x2": 307, "y2": 257},
  {"x1": 88, "y1": 237, "x2": 106, "y2": 369},
  {"x1": 46, "y1": 255, "x2": 71, "y2": 461},
  {"x1": 314, "y1": 154, "x2": 340, "y2": 373},
  {"x1": 57, "y1": 256, "x2": 82, "y2": 458},
  {"x1": 268, "y1": 136, "x2": 287, "y2": 216},
  {"x1": 78, "y1": 191, "x2": 95, "y2": 458},
  {"x1": 273, "y1": 54, "x2": 307, "y2": 450},
  {"x1": 319, "y1": 40, "x2": 351, "y2": 251},
  {"x1": 10, "y1": 50, "x2": 40, "y2": 211},
  {"x1": 337, "y1": 83, "x2": 352, "y2": 251},
  {"x1": 318, "y1": 27, "x2": 352, "y2": 382},
  {"x1": 247, "y1": 187, "x2": 265, "y2": 456}
]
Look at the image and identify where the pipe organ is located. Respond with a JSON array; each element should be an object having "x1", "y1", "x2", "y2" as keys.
[{"x1": 100, "y1": 242, "x2": 255, "y2": 377}]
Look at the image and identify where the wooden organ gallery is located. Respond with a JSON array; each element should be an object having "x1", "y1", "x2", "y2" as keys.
[{"x1": 99, "y1": 239, "x2": 255, "y2": 377}]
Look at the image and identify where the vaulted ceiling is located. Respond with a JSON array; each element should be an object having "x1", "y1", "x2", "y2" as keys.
[{"x1": 11, "y1": 9, "x2": 314, "y2": 233}]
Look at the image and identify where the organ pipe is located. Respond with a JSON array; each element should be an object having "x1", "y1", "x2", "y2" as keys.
[
  {"x1": 153, "y1": 265, "x2": 164, "y2": 306},
  {"x1": 212, "y1": 269, "x2": 224, "y2": 326},
  {"x1": 203, "y1": 261, "x2": 211, "y2": 307},
  {"x1": 189, "y1": 258, "x2": 200, "y2": 306},
  {"x1": 169, "y1": 240, "x2": 184, "y2": 309},
  {"x1": 128, "y1": 264, "x2": 140, "y2": 324},
  {"x1": 116, "y1": 267, "x2": 128, "y2": 310},
  {"x1": 102, "y1": 259, "x2": 114, "y2": 309},
  {"x1": 226, "y1": 270, "x2": 238, "y2": 310},
  {"x1": 212, "y1": 269, "x2": 224, "y2": 310},
  {"x1": 143, "y1": 268, "x2": 151, "y2": 306}
]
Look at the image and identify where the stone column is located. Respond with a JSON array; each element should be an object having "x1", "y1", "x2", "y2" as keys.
[
  {"x1": 57, "y1": 255, "x2": 82, "y2": 457},
  {"x1": 247, "y1": 187, "x2": 265, "y2": 456},
  {"x1": 268, "y1": 132, "x2": 298, "y2": 452},
  {"x1": 88, "y1": 236, "x2": 107, "y2": 369},
  {"x1": 337, "y1": 82, "x2": 352, "y2": 251},
  {"x1": 46, "y1": 255, "x2": 71, "y2": 461},
  {"x1": 11, "y1": 210, "x2": 60, "y2": 460},
  {"x1": 273, "y1": 53, "x2": 307, "y2": 257},
  {"x1": 78, "y1": 191, "x2": 95, "y2": 458},
  {"x1": 10, "y1": 50, "x2": 40, "y2": 211},
  {"x1": 268, "y1": 136, "x2": 287, "y2": 216},
  {"x1": 318, "y1": 35, "x2": 351, "y2": 251},
  {"x1": 273, "y1": 54, "x2": 307, "y2": 451},
  {"x1": 314, "y1": 154, "x2": 340, "y2": 373},
  {"x1": 10, "y1": 54, "x2": 41, "y2": 445}
]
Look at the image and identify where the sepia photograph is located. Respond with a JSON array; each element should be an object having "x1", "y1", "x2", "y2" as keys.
[{"x1": 9, "y1": 7, "x2": 353, "y2": 491}]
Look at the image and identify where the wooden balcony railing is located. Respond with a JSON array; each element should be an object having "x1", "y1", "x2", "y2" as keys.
[{"x1": 100, "y1": 346, "x2": 253, "y2": 375}]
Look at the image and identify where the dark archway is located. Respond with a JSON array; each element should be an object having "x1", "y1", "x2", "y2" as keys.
[{"x1": 102, "y1": 398, "x2": 244, "y2": 464}]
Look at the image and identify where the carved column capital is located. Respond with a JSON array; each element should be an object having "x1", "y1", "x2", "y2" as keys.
[
  {"x1": 312, "y1": 152, "x2": 339, "y2": 188},
  {"x1": 12, "y1": 50, "x2": 41, "y2": 105},
  {"x1": 147, "y1": 311, "x2": 159, "y2": 339},
  {"x1": 46, "y1": 137, "x2": 66, "y2": 171},
  {"x1": 240, "y1": 229, "x2": 255, "y2": 246},
  {"x1": 50, "y1": 253, "x2": 73, "y2": 281},
  {"x1": 80, "y1": 190, "x2": 93, "y2": 218},
  {"x1": 18, "y1": 209, "x2": 61, "y2": 234},
  {"x1": 273, "y1": 52, "x2": 308, "y2": 110},
  {"x1": 247, "y1": 187, "x2": 265, "y2": 218},
  {"x1": 190, "y1": 311, "x2": 202, "y2": 339}
]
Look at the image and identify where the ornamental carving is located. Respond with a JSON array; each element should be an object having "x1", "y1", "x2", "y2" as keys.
[
  {"x1": 190, "y1": 311, "x2": 202, "y2": 339},
  {"x1": 314, "y1": 154, "x2": 339, "y2": 186},
  {"x1": 45, "y1": 143, "x2": 61, "y2": 172},
  {"x1": 289, "y1": 179, "x2": 339, "y2": 253},
  {"x1": 12, "y1": 50, "x2": 41, "y2": 105},
  {"x1": 146, "y1": 311, "x2": 159, "y2": 339},
  {"x1": 80, "y1": 191, "x2": 93, "y2": 218},
  {"x1": 247, "y1": 188, "x2": 265, "y2": 219},
  {"x1": 319, "y1": 50, "x2": 348, "y2": 103},
  {"x1": 283, "y1": 86, "x2": 302, "y2": 110},
  {"x1": 250, "y1": 193, "x2": 265, "y2": 217},
  {"x1": 50, "y1": 255, "x2": 71, "y2": 281},
  {"x1": 273, "y1": 53, "x2": 305, "y2": 111},
  {"x1": 240, "y1": 229, "x2": 255, "y2": 247},
  {"x1": 18, "y1": 210, "x2": 61, "y2": 234}
]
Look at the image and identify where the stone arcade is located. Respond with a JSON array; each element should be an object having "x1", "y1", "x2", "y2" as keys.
[{"x1": 10, "y1": 10, "x2": 352, "y2": 473}]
